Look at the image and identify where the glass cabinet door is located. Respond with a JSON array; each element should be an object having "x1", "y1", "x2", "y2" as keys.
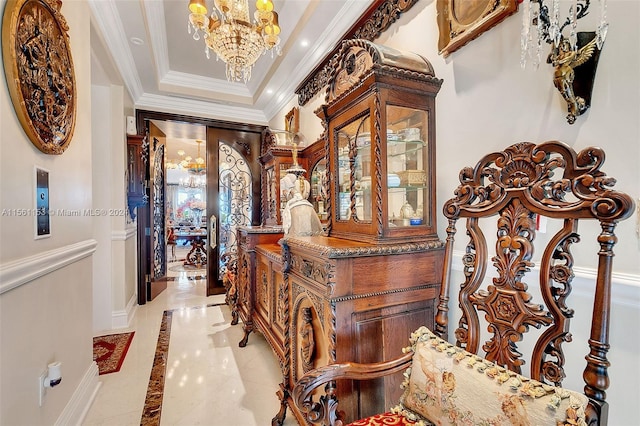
[
  {"x1": 310, "y1": 159, "x2": 328, "y2": 221},
  {"x1": 336, "y1": 114, "x2": 371, "y2": 222},
  {"x1": 264, "y1": 165, "x2": 277, "y2": 223},
  {"x1": 386, "y1": 105, "x2": 429, "y2": 228},
  {"x1": 277, "y1": 162, "x2": 295, "y2": 223}
]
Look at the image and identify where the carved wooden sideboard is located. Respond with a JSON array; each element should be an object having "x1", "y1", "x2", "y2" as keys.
[
  {"x1": 234, "y1": 226, "x2": 283, "y2": 346},
  {"x1": 253, "y1": 243, "x2": 288, "y2": 361},
  {"x1": 233, "y1": 230, "x2": 444, "y2": 424},
  {"x1": 280, "y1": 236, "x2": 443, "y2": 423},
  {"x1": 234, "y1": 226, "x2": 293, "y2": 423}
]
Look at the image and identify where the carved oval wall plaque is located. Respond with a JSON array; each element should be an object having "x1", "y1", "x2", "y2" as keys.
[{"x1": 2, "y1": 0, "x2": 77, "y2": 154}]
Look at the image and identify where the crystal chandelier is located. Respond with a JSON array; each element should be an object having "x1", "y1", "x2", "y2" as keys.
[
  {"x1": 187, "y1": 0, "x2": 282, "y2": 82},
  {"x1": 166, "y1": 140, "x2": 206, "y2": 175}
]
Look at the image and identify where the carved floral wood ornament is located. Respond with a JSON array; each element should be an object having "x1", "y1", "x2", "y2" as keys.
[
  {"x1": 295, "y1": 0, "x2": 420, "y2": 106},
  {"x1": 2, "y1": 0, "x2": 77, "y2": 154}
]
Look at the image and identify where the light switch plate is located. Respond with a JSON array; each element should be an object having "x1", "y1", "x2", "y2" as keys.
[{"x1": 126, "y1": 116, "x2": 136, "y2": 135}]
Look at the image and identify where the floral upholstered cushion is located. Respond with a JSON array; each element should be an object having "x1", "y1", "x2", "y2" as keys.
[
  {"x1": 392, "y1": 327, "x2": 589, "y2": 426},
  {"x1": 346, "y1": 411, "x2": 420, "y2": 426}
]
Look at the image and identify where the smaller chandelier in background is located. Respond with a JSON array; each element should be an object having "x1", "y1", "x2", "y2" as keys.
[
  {"x1": 187, "y1": 0, "x2": 282, "y2": 82},
  {"x1": 180, "y1": 174, "x2": 206, "y2": 189},
  {"x1": 166, "y1": 140, "x2": 206, "y2": 176}
]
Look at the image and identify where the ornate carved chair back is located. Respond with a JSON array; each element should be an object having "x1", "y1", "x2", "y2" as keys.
[{"x1": 434, "y1": 141, "x2": 635, "y2": 423}]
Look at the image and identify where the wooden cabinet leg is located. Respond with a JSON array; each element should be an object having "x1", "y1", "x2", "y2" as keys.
[
  {"x1": 272, "y1": 383, "x2": 289, "y2": 426},
  {"x1": 239, "y1": 325, "x2": 252, "y2": 347}
]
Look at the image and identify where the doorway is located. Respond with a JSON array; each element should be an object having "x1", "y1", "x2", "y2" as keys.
[
  {"x1": 166, "y1": 136, "x2": 208, "y2": 282},
  {"x1": 135, "y1": 110, "x2": 264, "y2": 302}
]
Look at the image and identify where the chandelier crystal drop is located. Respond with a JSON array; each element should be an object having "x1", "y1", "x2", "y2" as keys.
[
  {"x1": 187, "y1": 0, "x2": 282, "y2": 82},
  {"x1": 520, "y1": 0, "x2": 608, "y2": 69}
]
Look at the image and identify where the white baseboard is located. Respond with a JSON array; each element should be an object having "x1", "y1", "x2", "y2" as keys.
[
  {"x1": 55, "y1": 362, "x2": 101, "y2": 426},
  {"x1": 112, "y1": 293, "x2": 138, "y2": 329}
]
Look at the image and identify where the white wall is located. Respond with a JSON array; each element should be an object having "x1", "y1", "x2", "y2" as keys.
[
  {"x1": 375, "y1": 0, "x2": 639, "y2": 273},
  {"x1": 91, "y1": 85, "x2": 114, "y2": 332},
  {"x1": 0, "y1": 0, "x2": 99, "y2": 423},
  {"x1": 91, "y1": 83, "x2": 137, "y2": 333},
  {"x1": 90, "y1": 8, "x2": 138, "y2": 334},
  {"x1": 288, "y1": 1, "x2": 640, "y2": 424},
  {"x1": 113, "y1": 39, "x2": 137, "y2": 330}
]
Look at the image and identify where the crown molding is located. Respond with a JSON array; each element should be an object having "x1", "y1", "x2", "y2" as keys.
[
  {"x1": 88, "y1": 0, "x2": 143, "y2": 102},
  {"x1": 295, "y1": 0, "x2": 420, "y2": 106},
  {"x1": 143, "y1": 0, "x2": 257, "y2": 105},
  {"x1": 142, "y1": 0, "x2": 169, "y2": 77},
  {"x1": 262, "y1": 0, "x2": 373, "y2": 120},
  {"x1": 135, "y1": 93, "x2": 268, "y2": 125},
  {"x1": 160, "y1": 71, "x2": 253, "y2": 101}
]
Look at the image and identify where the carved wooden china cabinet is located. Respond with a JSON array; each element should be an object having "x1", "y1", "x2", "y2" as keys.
[
  {"x1": 259, "y1": 130, "x2": 328, "y2": 226},
  {"x1": 281, "y1": 40, "x2": 445, "y2": 424},
  {"x1": 233, "y1": 40, "x2": 444, "y2": 426},
  {"x1": 259, "y1": 130, "x2": 304, "y2": 226},
  {"x1": 319, "y1": 40, "x2": 441, "y2": 244}
]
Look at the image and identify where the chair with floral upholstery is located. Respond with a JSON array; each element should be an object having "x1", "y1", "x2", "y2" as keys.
[{"x1": 293, "y1": 141, "x2": 634, "y2": 426}]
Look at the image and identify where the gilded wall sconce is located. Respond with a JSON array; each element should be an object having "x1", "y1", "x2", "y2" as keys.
[{"x1": 521, "y1": 0, "x2": 606, "y2": 124}]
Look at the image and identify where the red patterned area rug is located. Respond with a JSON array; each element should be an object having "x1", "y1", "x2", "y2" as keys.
[{"x1": 93, "y1": 332, "x2": 135, "y2": 375}]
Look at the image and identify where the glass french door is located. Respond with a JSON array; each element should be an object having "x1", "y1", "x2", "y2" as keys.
[
  {"x1": 218, "y1": 142, "x2": 252, "y2": 279},
  {"x1": 206, "y1": 127, "x2": 261, "y2": 296}
]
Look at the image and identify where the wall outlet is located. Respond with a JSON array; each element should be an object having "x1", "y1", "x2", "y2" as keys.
[{"x1": 38, "y1": 371, "x2": 47, "y2": 406}]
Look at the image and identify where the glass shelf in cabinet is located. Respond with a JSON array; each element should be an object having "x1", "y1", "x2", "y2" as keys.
[
  {"x1": 387, "y1": 140, "x2": 425, "y2": 155},
  {"x1": 388, "y1": 139, "x2": 425, "y2": 146},
  {"x1": 388, "y1": 185, "x2": 427, "y2": 193}
]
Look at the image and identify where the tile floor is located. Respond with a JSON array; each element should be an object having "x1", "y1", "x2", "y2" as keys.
[{"x1": 84, "y1": 245, "x2": 298, "y2": 425}]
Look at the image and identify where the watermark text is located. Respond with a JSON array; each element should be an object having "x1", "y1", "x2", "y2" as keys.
[{"x1": 1, "y1": 208, "x2": 129, "y2": 217}]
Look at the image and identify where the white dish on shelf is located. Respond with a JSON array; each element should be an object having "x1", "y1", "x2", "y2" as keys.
[
  {"x1": 360, "y1": 175, "x2": 401, "y2": 188},
  {"x1": 355, "y1": 132, "x2": 370, "y2": 147},
  {"x1": 401, "y1": 127, "x2": 420, "y2": 140},
  {"x1": 351, "y1": 130, "x2": 402, "y2": 145}
]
